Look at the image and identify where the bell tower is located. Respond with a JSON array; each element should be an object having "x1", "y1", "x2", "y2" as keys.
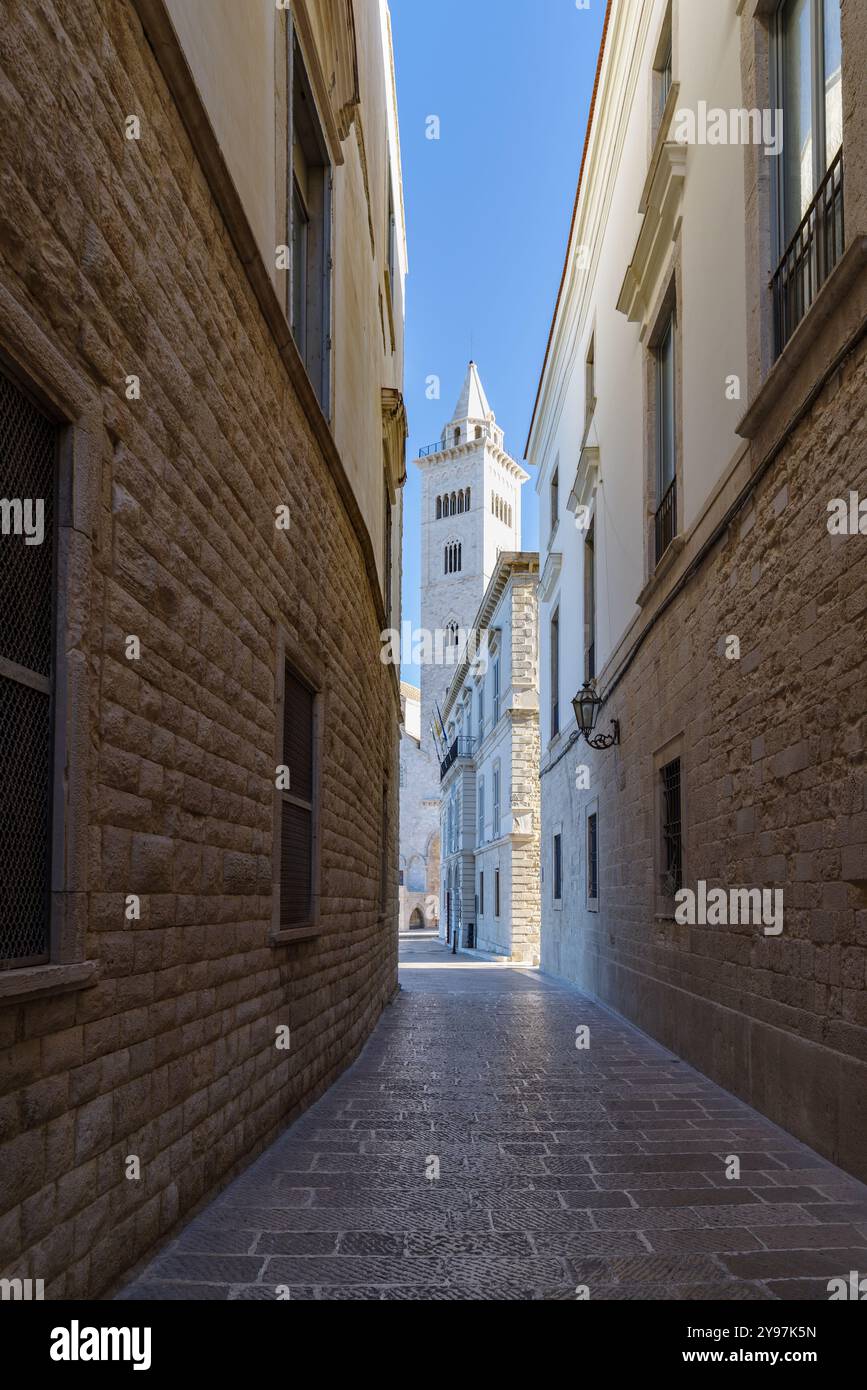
[{"x1": 415, "y1": 361, "x2": 529, "y2": 764}]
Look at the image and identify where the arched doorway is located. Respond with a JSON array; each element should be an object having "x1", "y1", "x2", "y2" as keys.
[{"x1": 409, "y1": 907, "x2": 426, "y2": 930}]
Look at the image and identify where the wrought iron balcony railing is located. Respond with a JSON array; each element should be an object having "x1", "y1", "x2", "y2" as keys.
[
  {"x1": 655, "y1": 477, "x2": 677, "y2": 565},
  {"x1": 773, "y1": 149, "x2": 844, "y2": 356},
  {"x1": 419, "y1": 425, "x2": 494, "y2": 458},
  {"x1": 440, "y1": 736, "x2": 475, "y2": 780}
]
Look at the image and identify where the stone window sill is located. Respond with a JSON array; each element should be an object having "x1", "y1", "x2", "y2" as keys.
[
  {"x1": 269, "y1": 926, "x2": 321, "y2": 946},
  {"x1": 0, "y1": 960, "x2": 98, "y2": 1006},
  {"x1": 637, "y1": 534, "x2": 686, "y2": 608}
]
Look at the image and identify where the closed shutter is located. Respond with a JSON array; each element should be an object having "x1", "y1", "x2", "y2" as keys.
[
  {"x1": 280, "y1": 665, "x2": 315, "y2": 927},
  {"x1": 0, "y1": 371, "x2": 55, "y2": 969}
]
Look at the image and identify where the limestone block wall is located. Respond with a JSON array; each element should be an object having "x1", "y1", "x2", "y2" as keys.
[
  {"x1": 0, "y1": 0, "x2": 400, "y2": 1298},
  {"x1": 540, "y1": 339, "x2": 867, "y2": 1182}
]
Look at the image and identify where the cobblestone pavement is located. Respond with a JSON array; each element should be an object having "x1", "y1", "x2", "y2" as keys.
[{"x1": 120, "y1": 938, "x2": 867, "y2": 1301}]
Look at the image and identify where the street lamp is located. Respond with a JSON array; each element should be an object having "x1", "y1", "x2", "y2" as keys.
[{"x1": 572, "y1": 682, "x2": 620, "y2": 750}]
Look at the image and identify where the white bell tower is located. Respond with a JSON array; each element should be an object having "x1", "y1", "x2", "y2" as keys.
[{"x1": 415, "y1": 362, "x2": 529, "y2": 762}]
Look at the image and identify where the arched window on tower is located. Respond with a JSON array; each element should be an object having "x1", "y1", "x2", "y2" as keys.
[
  {"x1": 436, "y1": 496, "x2": 442, "y2": 520},
  {"x1": 507, "y1": 504, "x2": 512, "y2": 528},
  {"x1": 465, "y1": 488, "x2": 471, "y2": 510},
  {"x1": 453, "y1": 427, "x2": 460, "y2": 446},
  {"x1": 475, "y1": 425, "x2": 482, "y2": 440},
  {"x1": 457, "y1": 492, "x2": 464, "y2": 514},
  {"x1": 457, "y1": 543, "x2": 462, "y2": 572},
  {"x1": 444, "y1": 545, "x2": 449, "y2": 575},
  {"x1": 450, "y1": 492, "x2": 457, "y2": 514}
]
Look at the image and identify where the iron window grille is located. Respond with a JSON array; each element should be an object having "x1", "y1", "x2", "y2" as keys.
[
  {"x1": 660, "y1": 757, "x2": 683, "y2": 897},
  {"x1": 773, "y1": 149, "x2": 844, "y2": 354},
  {"x1": 587, "y1": 813, "x2": 599, "y2": 902},
  {"x1": 0, "y1": 371, "x2": 57, "y2": 969}
]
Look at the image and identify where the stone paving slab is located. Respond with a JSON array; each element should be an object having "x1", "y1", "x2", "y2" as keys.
[{"x1": 119, "y1": 940, "x2": 867, "y2": 1301}]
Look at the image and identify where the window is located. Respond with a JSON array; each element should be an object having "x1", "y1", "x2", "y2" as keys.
[
  {"x1": 495, "y1": 867, "x2": 501, "y2": 918},
  {"x1": 587, "y1": 813, "x2": 599, "y2": 906},
  {"x1": 465, "y1": 487, "x2": 471, "y2": 509},
  {"x1": 492, "y1": 763, "x2": 500, "y2": 840},
  {"x1": 772, "y1": 0, "x2": 844, "y2": 351},
  {"x1": 383, "y1": 471, "x2": 392, "y2": 623},
  {"x1": 280, "y1": 664, "x2": 317, "y2": 928},
  {"x1": 379, "y1": 782, "x2": 389, "y2": 912},
  {"x1": 454, "y1": 428, "x2": 460, "y2": 446},
  {"x1": 477, "y1": 685, "x2": 485, "y2": 742},
  {"x1": 654, "y1": 4, "x2": 673, "y2": 123},
  {"x1": 654, "y1": 313, "x2": 676, "y2": 564},
  {"x1": 585, "y1": 335, "x2": 596, "y2": 429},
  {"x1": 475, "y1": 425, "x2": 482, "y2": 439},
  {"x1": 479, "y1": 871, "x2": 485, "y2": 916},
  {"x1": 550, "y1": 608, "x2": 560, "y2": 737},
  {"x1": 478, "y1": 777, "x2": 485, "y2": 843},
  {"x1": 660, "y1": 757, "x2": 682, "y2": 896},
  {"x1": 289, "y1": 31, "x2": 332, "y2": 410},
  {"x1": 386, "y1": 168, "x2": 397, "y2": 305},
  {"x1": 0, "y1": 372, "x2": 56, "y2": 970},
  {"x1": 584, "y1": 523, "x2": 596, "y2": 683},
  {"x1": 550, "y1": 468, "x2": 559, "y2": 538},
  {"x1": 492, "y1": 658, "x2": 500, "y2": 725},
  {"x1": 436, "y1": 496, "x2": 442, "y2": 520},
  {"x1": 553, "y1": 833, "x2": 562, "y2": 903},
  {"x1": 457, "y1": 492, "x2": 464, "y2": 514},
  {"x1": 444, "y1": 542, "x2": 462, "y2": 575}
]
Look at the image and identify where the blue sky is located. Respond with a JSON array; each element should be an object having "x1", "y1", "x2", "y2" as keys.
[{"x1": 390, "y1": 0, "x2": 606, "y2": 685}]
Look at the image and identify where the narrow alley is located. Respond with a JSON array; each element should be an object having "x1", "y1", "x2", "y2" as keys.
[{"x1": 119, "y1": 936, "x2": 867, "y2": 1302}]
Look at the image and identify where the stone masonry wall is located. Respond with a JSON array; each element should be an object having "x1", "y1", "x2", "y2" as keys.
[
  {"x1": 0, "y1": 0, "x2": 398, "y2": 1297},
  {"x1": 541, "y1": 338, "x2": 867, "y2": 1181}
]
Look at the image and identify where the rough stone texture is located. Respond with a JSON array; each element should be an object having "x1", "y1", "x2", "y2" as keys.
[
  {"x1": 118, "y1": 938, "x2": 867, "y2": 1301},
  {"x1": 541, "y1": 336, "x2": 867, "y2": 1183},
  {"x1": 0, "y1": 0, "x2": 398, "y2": 1298}
]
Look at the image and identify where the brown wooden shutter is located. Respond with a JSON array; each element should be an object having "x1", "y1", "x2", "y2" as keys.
[{"x1": 280, "y1": 665, "x2": 315, "y2": 927}]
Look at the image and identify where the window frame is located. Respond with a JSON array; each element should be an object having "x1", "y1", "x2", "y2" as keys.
[
  {"x1": 553, "y1": 831, "x2": 563, "y2": 905},
  {"x1": 0, "y1": 314, "x2": 100, "y2": 1002},
  {"x1": 287, "y1": 22, "x2": 333, "y2": 414},
  {"x1": 550, "y1": 605, "x2": 560, "y2": 738},
  {"x1": 586, "y1": 801, "x2": 599, "y2": 911},
  {"x1": 272, "y1": 637, "x2": 323, "y2": 944}
]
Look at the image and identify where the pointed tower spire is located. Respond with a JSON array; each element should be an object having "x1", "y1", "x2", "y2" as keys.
[{"x1": 450, "y1": 360, "x2": 492, "y2": 426}]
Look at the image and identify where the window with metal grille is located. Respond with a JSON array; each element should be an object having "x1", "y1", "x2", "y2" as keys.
[
  {"x1": 550, "y1": 608, "x2": 560, "y2": 736},
  {"x1": 280, "y1": 664, "x2": 315, "y2": 928},
  {"x1": 553, "y1": 833, "x2": 562, "y2": 902},
  {"x1": 654, "y1": 314, "x2": 676, "y2": 564},
  {"x1": 494, "y1": 867, "x2": 500, "y2": 918},
  {"x1": 772, "y1": 0, "x2": 844, "y2": 353},
  {"x1": 660, "y1": 757, "x2": 682, "y2": 896},
  {"x1": 587, "y1": 813, "x2": 599, "y2": 903},
  {"x1": 0, "y1": 371, "x2": 57, "y2": 970},
  {"x1": 479, "y1": 870, "x2": 484, "y2": 917},
  {"x1": 584, "y1": 521, "x2": 596, "y2": 683}
]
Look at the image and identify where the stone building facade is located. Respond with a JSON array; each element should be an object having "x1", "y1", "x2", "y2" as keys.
[
  {"x1": 439, "y1": 555, "x2": 541, "y2": 963},
  {"x1": 528, "y1": 0, "x2": 867, "y2": 1181},
  {"x1": 0, "y1": 0, "x2": 406, "y2": 1296},
  {"x1": 398, "y1": 681, "x2": 439, "y2": 930}
]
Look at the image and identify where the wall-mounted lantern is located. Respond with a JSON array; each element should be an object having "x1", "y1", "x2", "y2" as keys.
[{"x1": 572, "y1": 682, "x2": 620, "y2": 750}]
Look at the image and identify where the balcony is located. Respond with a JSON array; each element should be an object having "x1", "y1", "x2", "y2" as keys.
[
  {"x1": 655, "y1": 477, "x2": 677, "y2": 565},
  {"x1": 773, "y1": 149, "x2": 844, "y2": 356},
  {"x1": 418, "y1": 425, "x2": 494, "y2": 458},
  {"x1": 440, "y1": 736, "x2": 475, "y2": 781}
]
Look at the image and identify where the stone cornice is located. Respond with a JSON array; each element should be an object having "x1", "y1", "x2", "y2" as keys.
[{"x1": 617, "y1": 142, "x2": 687, "y2": 330}]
